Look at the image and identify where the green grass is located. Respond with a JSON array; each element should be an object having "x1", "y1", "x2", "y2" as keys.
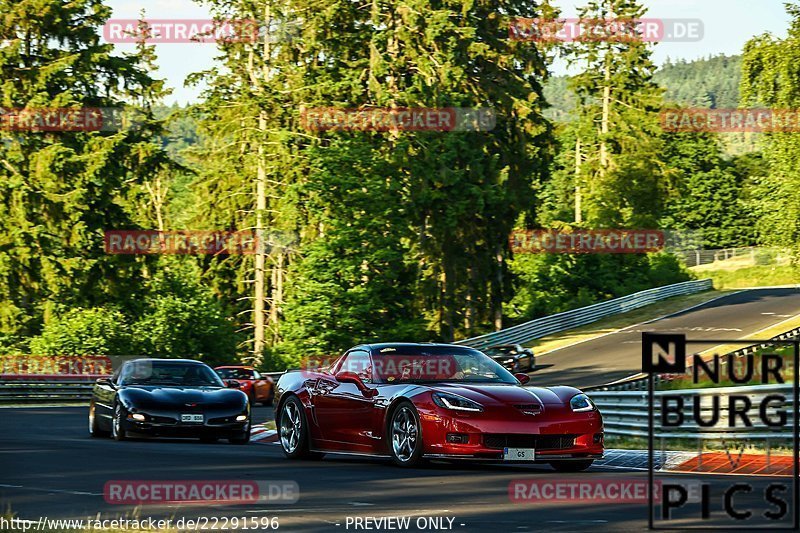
[{"x1": 691, "y1": 264, "x2": 799, "y2": 290}]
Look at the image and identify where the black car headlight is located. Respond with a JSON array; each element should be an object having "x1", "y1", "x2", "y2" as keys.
[
  {"x1": 432, "y1": 392, "x2": 484, "y2": 413},
  {"x1": 570, "y1": 393, "x2": 596, "y2": 413}
]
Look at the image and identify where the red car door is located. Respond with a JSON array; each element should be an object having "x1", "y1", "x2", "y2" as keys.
[{"x1": 311, "y1": 350, "x2": 378, "y2": 451}]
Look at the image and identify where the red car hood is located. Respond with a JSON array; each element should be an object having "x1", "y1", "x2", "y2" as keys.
[{"x1": 429, "y1": 383, "x2": 566, "y2": 406}]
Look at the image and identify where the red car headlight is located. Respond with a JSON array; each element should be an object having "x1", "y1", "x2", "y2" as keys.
[{"x1": 432, "y1": 392, "x2": 484, "y2": 412}]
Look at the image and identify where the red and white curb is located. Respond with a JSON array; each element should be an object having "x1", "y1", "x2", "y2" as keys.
[{"x1": 250, "y1": 423, "x2": 278, "y2": 444}]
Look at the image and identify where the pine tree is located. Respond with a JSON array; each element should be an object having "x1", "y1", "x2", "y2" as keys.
[
  {"x1": 0, "y1": 0, "x2": 173, "y2": 338},
  {"x1": 566, "y1": 0, "x2": 666, "y2": 228}
]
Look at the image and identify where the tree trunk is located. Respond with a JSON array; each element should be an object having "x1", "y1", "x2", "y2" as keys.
[
  {"x1": 574, "y1": 137, "x2": 582, "y2": 224},
  {"x1": 599, "y1": 56, "x2": 611, "y2": 175}
]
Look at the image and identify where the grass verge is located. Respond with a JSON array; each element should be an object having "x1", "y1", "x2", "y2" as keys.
[{"x1": 690, "y1": 264, "x2": 799, "y2": 290}]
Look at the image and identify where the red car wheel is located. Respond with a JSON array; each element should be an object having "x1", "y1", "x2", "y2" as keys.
[
  {"x1": 278, "y1": 396, "x2": 323, "y2": 459},
  {"x1": 389, "y1": 402, "x2": 424, "y2": 467}
]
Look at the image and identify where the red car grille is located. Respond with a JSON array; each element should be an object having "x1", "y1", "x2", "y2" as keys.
[{"x1": 483, "y1": 434, "x2": 577, "y2": 450}]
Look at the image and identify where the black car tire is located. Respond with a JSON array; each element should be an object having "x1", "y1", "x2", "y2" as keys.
[
  {"x1": 111, "y1": 400, "x2": 128, "y2": 441},
  {"x1": 248, "y1": 389, "x2": 259, "y2": 407},
  {"x1": 88, "y1": 400, "x2": 109, "y2": 438},
  {"x1": 388, "y1": 401, "x2": 424, "y2": 467},
  {"x1": 278, "y1": 396, "x2": 323, "y2": 459},
  {"x1": 549, "y1": 459, "x2": 594, "y2": 472}
]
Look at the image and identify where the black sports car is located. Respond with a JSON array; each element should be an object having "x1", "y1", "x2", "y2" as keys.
[
  {"x1": 88, "y1": 358, "x2": 251, "y2": 444},
  {"x1": 484, "y1": 344, "x2": 535, "y2": 372}
]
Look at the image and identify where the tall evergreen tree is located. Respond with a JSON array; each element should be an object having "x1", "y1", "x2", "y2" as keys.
[
  {"x1": 0, "y1": 0, "x2": 172, "y2": 338},
  {"x1": 566, "y1": 0, "x2": 666, "y2": 227},
  {"x1": 193, "y1": 0, "x2": 555, "y2": 362}
]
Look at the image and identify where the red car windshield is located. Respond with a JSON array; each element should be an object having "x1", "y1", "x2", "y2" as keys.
[{"x1": 349, "y1": 351, "x2": 517, "y2": 384}]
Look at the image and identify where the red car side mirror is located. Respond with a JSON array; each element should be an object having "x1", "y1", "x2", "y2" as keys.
[
  {"x1": 335, "y1": 371, "x2": 378, "y2": 397},
  {"x1": 514, "y1": 373, "x2": 530, "y2": 385}
]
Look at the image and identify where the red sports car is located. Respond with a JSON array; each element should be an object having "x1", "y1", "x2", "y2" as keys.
[
  {"x1": 274, "y1": 343, "x2": 603, "y2": 469},
  {"x1": 214, "y1": 366, "x2": 275, "y2": 406}
]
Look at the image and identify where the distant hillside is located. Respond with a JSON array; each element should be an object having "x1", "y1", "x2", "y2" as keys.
[
  {"x1": 544, "y1": 54, "x2": 755, "y2": 154},
  {"x1": 654, "y1": 55, "x2": 741, "y2": 108},
  {"x1": 544, "y1": 54, "x2": 742, "y2": 120}
]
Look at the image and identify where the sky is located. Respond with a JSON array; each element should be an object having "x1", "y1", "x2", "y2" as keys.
[{"x1": 106, "y1": 0, "x2": 794, "y2": 105}]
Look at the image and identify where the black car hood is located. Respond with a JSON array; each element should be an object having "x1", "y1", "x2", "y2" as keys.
[{"x1": 120, "y1": 385, "x2": 246, "y2": 407}]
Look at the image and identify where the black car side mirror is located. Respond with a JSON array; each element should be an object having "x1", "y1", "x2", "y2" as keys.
[
  {"x1": 95, "y1": 377, "x2": 114, "y2": 388},
  {"x1": 226, "y1": 379, "x2": 241, "y2": 388}
]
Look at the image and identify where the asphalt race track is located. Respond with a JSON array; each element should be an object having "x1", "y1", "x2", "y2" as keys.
[
  {"x1": 0, "y1": 407, "x2": 792, "y2": 532},
  {"x1": 531, "y1": 287, "x2": 800, "y2": 388}
]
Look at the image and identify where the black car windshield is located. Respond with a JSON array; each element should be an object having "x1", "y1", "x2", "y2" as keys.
[
  {"x1": 359, "y1": 349, "x2": 518, "y2": 384},
  {"x1": 216, "y1": 368, "x2": 254, "y2": 380},
  {"x1": 120, "y1": 361, "x2": 225, "y2": 387}
]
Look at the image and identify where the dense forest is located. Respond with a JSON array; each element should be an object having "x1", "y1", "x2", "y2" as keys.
[{"x1": 0, "y1": 0, "x2": 797, "y2": 370}]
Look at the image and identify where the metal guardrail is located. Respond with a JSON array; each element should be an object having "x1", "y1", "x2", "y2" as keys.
[
  {"x1": 0, "y1": 380, "x2": 94, "y2": 403},
  {"x1": 588, "y1": 383, "x2": 796, "y2": 439},
  {"x1": 0, "y1": 375, "x2": 287, "y2": 404},
  {"x1": 455, "y1": 279, "x2": 713, "y2": 351}
]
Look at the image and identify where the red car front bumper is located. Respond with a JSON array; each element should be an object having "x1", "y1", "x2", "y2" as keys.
[{"x1": 417, "y1": 404, "x2": 603, "y2": 461}]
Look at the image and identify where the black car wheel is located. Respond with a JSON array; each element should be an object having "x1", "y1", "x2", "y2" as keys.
[
  {"x1": 88, "y1": 400, "x2": 108, "y2": 438},
  {"x1": 549, "y1": 459, "x2": 594, "y2": 472},
  {"x1": 248, "y1": 389, "x2": 259, "y2": 407},
  {"x1": 278, "y1": 396, "x2": 323, "y2": 459},
  {"x1": 111, "y1": 400, "x2": 127, "y2": 441},
  {"x1": 389, "y1": 402, "x2": 424, "y2": 467}
]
